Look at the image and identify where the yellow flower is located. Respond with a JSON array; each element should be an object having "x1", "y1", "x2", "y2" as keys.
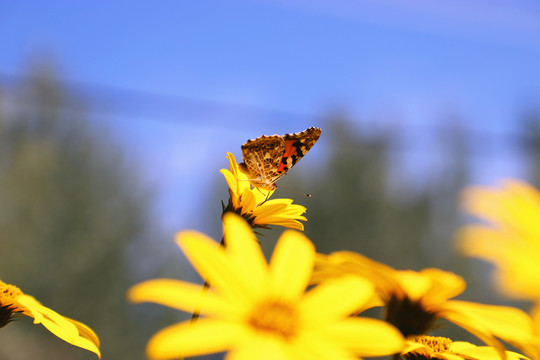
[
  {"x1": 402, "y1": 336, "x2": 528, "y2": 360},
  {"x1": 0, "y1": 279, "x2": 100, "y2": 358},
  {"x1": 221, "y1": 152, "x2": 307, "y2": 230},
  {"x1": 314, "y1": 251, "x2": 537, "y2": 359},
  {"x1": 458, "y1": 180, "x2": 540, "y2": 302},
  {"x1": 128, "y1": 213, "x2": 405, "y2": 360},
  {"x1": 458, "y1": 180, "x2": 540, "y2": 358}
]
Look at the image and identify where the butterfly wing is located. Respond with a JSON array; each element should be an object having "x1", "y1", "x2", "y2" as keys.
[
  {"x1": 278, "y1": 127, "x2": 321, "y2": 174},
  {"x1": 241, "y1": 135, "x2": 286, "y2": 190},
  {"x1": 240, "y1": 127, "x2": 321, "y2": 190}
]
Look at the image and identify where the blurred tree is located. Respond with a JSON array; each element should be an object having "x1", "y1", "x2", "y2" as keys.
[
  {"x1": 521, "y1": 110, "x2": 540, "y2": 187},
  {"x1": 0, "y1": 64, "x2": 161, "y2": 359},
  {"x1": 297, "y1": 118, "x2": 468, "y2": 270}
]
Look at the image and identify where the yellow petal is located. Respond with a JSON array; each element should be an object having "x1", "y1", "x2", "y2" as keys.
[
  {"x1": 19, "y1": 296, "x2": 76, "y2": 335},
  {"x1": 459, "y1": 225, "x2": 540, "y2": 300},
  {"x1": 261, "y1": 198, "x2": 295, "y2": 206},
  {"x1": 226, "y1": 152, "x2": 241, "y2": 179},
  {"x1": 293, "y1": 333, "x2": 359, "y2": 360},
  {"x1": 16, "y1": 295, "x2": 44, "y2": 322},
  {"x1": 225, "y1": 334, "x2": 289, "y2": 360},
  {"x1": 445, "y1": 313, "x2": 507, "y2": 360},
  {"x1": 462, "y1": 180, "x2": 540, "y2": 240},
  {"x1": 300, "y1": 277, "x2": 374, "y2": 327},
  {"x1": 253, "y1": 187, "x2": 273, "y2": 204},
  {"x1": 176, "y1": 230, "x2": 256, "y2": 305},
  {"x1": 316, "y1": 317, "x2": 405, "y2": 356},
  {"x1": 221, "y1": 169, "x2": 238, "y2": 196},
  {"x1": 223, "y1": 153, "x2": 252, "y2": 204},
  {"x1": 221, "y1": 169, "x2": 240, "y2": 207},
  {"x1": 64, "y1": 317, "x2": 101, "y2": 357},
  {"x1": 257, "y1": 210, "x2": 307, "y2": 221},
  {"x1": 242, "y1": 189, "x2": 258, "y2": 213},
  {"x1": 402, "y1": 340, "x2": 429, "y2": 354},
  {"x1": 394, "y1": 271, "x2": 432, "y2": 302},
  {"x1": 315, "y1": 251, "x2": 400, "y2": 298},
  {"x1": 451, "y1": 342, "x2": 528, "y2": 360},
  {"x1": 252, "y1": 201, "x2": 306, "y2": 221},
  {"x1": 440, "y1": 354, "x2": 467, "y2": 360},
  {"x1": 18, "y1": 295, "x2": 100, "y2": 358},
  {"x1": 268, "y1": 231, "x2": 315, "y2": 301},
  {"x1": 458, "y1": 226, "x2": 510, "y2": 259},
  {"x1": 223, "y1": 213, "x2": 267, "y2": 294},
  {"x1": 38, "y1": 310, "x2": 79, "y2": 339},
  {"x1": 147, "y1": 318, "x2": 247, "y2": 359},
  {"x1": 418, "y1": 268, "x2": 466, "y2": 304},
  {"x1": 443, "y1": 300, "x2": 535, "y2": 359},
  {"x1": 256, "y1": 217, "x2": 305, "y2": 231},
  {"x1": 127, "y1": 279, "x2": 242, "y2": 319},
  {"x1": 252, "y1": 200, "x2": 292, "y2": 217},
  {"x1": 530, "y1": 303, "x2": 540, "y2": 335}
]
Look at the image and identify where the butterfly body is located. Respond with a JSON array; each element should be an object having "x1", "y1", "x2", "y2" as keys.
[{"x1": 239, "y1": 127, "x2": 321, "y2": 190}]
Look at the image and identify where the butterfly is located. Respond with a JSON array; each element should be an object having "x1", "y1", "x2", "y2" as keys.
[{"x1": 239, "y1": 127, "x2": 321, "y2": 190}]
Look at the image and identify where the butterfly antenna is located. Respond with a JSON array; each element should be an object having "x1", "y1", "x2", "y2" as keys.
[{"x1": 277, "y1": 184, "x2": 312, "y2": 197}]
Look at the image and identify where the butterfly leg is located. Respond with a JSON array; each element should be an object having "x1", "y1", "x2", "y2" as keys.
[{"x1": 254, "y1": 187, "x2": 272, "y2": 206}]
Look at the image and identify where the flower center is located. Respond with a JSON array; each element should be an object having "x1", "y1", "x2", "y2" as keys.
[
  {"x1": 385, "y1": 294, "x2": 438, "y2": 337},
  {"x1": 0, "y1": 281, "x2": 23, "y2": 328},
  {"x1": 248, "y1": 300, "x2": 298, "y2": 340},
  {"x1": 0, "y1": 281, "x2": 22, "y2": 302},
  {"x1": 410, "y1": 335, "x2": 452, "y2": 353}
]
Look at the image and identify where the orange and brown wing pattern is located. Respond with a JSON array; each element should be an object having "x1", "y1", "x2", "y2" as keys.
[
  {"x1": 239, "y1": 127, "x2": 321, "y2": 190},
  {"x1": 278, "y1": 127, "x2": 321, "y2": 174}
]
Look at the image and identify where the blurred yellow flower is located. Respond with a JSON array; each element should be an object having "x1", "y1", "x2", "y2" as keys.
[
  {"x1": 459, "y1": 180, "x2": 540, "y2": 302},
  {"x1": 128, "y1": 213, "x2": 405, "y2": 360},
  {"x1": 221, "y1": 152, "x2": 307, "y2": 230},
  {"x1": 0, "y1": 279, "x2": 100, "y2": 358},
  {"x1": 458, "y1": 179, "x2": 540, "y2": 358},
  {"x1": 402, "y1": 336, "x2": 528, "y2": 360},
  {"x1": 314, "y1": 251, "x2": 537, "y2": 359}
]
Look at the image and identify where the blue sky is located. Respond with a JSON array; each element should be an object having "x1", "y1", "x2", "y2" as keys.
[
  {"x1": 4, "y1": 0, "x2": 540, "y2": 119},
  {"x1": 2, "y1": 0, "x2": 540, "y2": 233}
]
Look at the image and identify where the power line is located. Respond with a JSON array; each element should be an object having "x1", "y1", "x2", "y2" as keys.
[
  {"x1": 1, "y1": 71, "x2": 539, "y2": 147},
  {"x1": 0, "y1": 72, "x2": 321, "y2": 128}
]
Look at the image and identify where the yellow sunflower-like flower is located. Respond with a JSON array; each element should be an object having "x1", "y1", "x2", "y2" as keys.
[
  {"x1": 220, "y1": 152, "x2": 307, "y2": 230},
  {"x1": 128, "y1": 213, "x2": 406, "y2": 360},
  {"x1": 314, "y1": 251, "x2": 538, "y2": 359},
  {"x1": 458, "y1": 180, "x2": 540, "y2": 302},
  {"x1": 458, "y1": 179, "x2": 540, "y2": 358},
  {"x1": 402, "y1": 336, "x2": 528, "y2": 360},
  {"x1": 0, "y1": 279, "x2": 100, "y2": 358}
]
